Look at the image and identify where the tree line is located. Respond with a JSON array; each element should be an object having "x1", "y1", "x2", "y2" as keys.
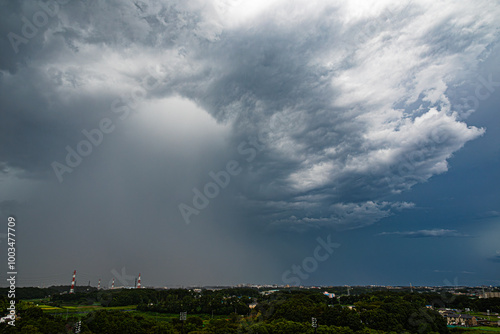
[{"x1": 0, "y1": 288, "x2": 460, "y2": 333}]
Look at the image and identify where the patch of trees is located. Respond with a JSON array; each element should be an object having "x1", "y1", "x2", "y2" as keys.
[
  {"x1": 83, "y1": 310, "x2": 178, "y2": 334},
  {"x1": 341, "y1": 290, "x2": 500, "y2": 313},
  {"x1": 253, "y1": 291, "x2": 447, "y2": 334},
  {"x1": 0, "y1": 287, "x2": 59, "y2": 300},
  {"x1": 420, "y1": 292, "x2": 500, "y2": 312},
  {"x1": 137, "y1": 288, "x2": 251, "y2": 315},
  {"x1": 49, "y1": 288, "x2": 158, "y2": 307},
  {"x1": 473, "y1": 297, "x2": 500, "y2": 313},
  {"x1": 0, "y1": 298, "x2": 70, "y2": 333}
]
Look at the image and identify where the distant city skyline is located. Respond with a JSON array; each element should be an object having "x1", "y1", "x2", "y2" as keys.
[{"x1": 0, "y1": 0, "x2": 499, "y2": 288}]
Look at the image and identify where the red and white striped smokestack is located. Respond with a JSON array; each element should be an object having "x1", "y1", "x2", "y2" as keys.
[
  {"x1": 98, "y1": 279, "x2": 101, "y2": 290},
  {"x1": 69, "y1": 270, "x2": 76, "y2": 294},
  {"x1": 112, "y1": 278, "x2": 115, "y2": 289},
  {"x1": 137, "y1": 273, "x2": 141, "y2": 289}
]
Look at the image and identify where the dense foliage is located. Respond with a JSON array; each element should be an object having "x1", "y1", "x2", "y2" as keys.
[
  {"x1": 1, "y1": 287, "x2": 498, "y2": 333},
  {"x1": 136, "y1": 288, "x2": 252, "y2": 315},
  {"x1": 341, "y1": 290, "x2": 500, "y2": 313}
]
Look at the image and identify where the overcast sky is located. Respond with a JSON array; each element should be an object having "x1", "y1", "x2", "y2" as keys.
[{"x1": 1, "y1": 0, "x2": 499, "y2": 288}]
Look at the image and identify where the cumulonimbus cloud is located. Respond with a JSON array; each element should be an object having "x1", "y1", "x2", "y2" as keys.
[{"x1": 1, "y1": 0, "x2": 499, "y2": 230}]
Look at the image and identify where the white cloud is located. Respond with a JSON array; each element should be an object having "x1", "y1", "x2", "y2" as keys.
[{"x1": 1, "y1": 0, "x2": 499, "y2": 231}]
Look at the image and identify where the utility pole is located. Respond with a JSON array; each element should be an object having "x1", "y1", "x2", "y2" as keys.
[
  {"x1": 75, "y1": 320, "x2": 81, "y2": 333},
  {"x1": 180, "y1": 311, "x2": 187, "y2": 334}
]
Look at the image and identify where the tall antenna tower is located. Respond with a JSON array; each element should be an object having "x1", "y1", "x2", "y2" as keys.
[
  {"x1": 69, "y1": 270, "x2": 76, "y2": 294},
  {"x1": 98, "y1": 279, "x2": 101, "y2": 290},
  {"x1": 137, "y1": 273, "x2": 142, "y2": 289},
  {"x1": 112, "y1": 278, "x2": 115, "y2": 289}
]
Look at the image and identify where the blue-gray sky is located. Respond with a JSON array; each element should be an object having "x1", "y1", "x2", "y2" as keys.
[{"x1": 0, "y1": 0, "x2": 499, "y2": 288}]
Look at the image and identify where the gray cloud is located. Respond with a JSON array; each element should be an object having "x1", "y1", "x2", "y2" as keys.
[
  {"x1": 266, "y1": 201, "x2": 415, "y2": 232},
  {"x1": 433, "y1": 270, "x2": 475, "y2": 275},
  {"x1": 377, "y1": 229, "x2": 471, "y2": 238},
  {"x1": 488, "y1": 252, "x2": 500, "y2": 263},
  {"x1": 1, "y1": 0, "x2": 498, "y2": 231},
  {"x1": 0, "y1": 200, "x2": 23, "y2": 216}
]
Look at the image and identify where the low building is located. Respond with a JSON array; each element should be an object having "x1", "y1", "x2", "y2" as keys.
[
  {"x1": 481, "y1": 292, "x2": 500, "y2": 298},
  {"x1": 443, "y1": 313, "x2": 477, "y2": 327}
]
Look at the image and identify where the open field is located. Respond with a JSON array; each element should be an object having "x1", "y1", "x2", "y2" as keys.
[
  {"x1": 40, "y1": 304, "x2": 137, "y2": 318},
  {"x1": 39, "y1": 303, "x2": 229, "y2": 325},
  {"x1": 451, "y1": 327, "x2": 500, "y2": 333},
  {"x1": 466, "y1": 312, "x2": 500, "y2": 322}
]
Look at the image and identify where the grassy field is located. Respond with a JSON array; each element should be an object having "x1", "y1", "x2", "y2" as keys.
[
  {"x1": 39, "y1": 304, "x2": 137, "y2": 318},
  {"x1": 466, "y1": 312, "x2": 500, "y2": 322},
  {"x1": 451, "y1": 327, "x2": 500, "y2": 333},
  {"x1": 38, "y1": 303, "x2": 229, "y2": 325}
]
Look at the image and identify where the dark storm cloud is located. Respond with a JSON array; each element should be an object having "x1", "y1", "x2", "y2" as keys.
[
  {"x1": 0, "y1": 200, "x2": 23, "y2": 216},
  {"x1": 0, "y1": 0, "x2": 499, "y2": 287},
  {"x1": 167, "y1": 0, "x2": 497, "y2": 230},
  {"x1": 1, "y1": 0, "x2": 499, "y2": 233},
  {"x1": 0, "y1": 67, "x2": 121, "y2": 178}
]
